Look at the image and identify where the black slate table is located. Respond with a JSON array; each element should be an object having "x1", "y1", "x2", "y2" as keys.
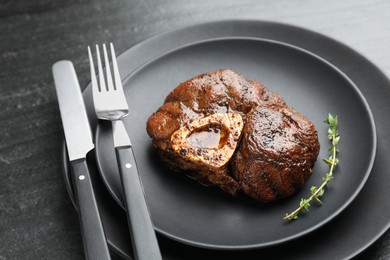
[{"x1": 1, "y1": 1, "x2": 390, "y2": 259}]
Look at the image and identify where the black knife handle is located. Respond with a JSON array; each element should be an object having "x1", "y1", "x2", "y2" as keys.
[
  {"x1": 71, "y1": 158, "x2": 111, "y2": 260},
  {"x1": 115, "y1": 146, "x2": 162, "y2": 260}
]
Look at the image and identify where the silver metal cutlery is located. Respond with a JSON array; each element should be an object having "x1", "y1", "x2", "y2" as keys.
[
  {"x1": 88, "y1": 43, "x2": 162, "y2": 260},
  {"x1": 52, "y1": 61, "x2": 111, "y2": 260}
]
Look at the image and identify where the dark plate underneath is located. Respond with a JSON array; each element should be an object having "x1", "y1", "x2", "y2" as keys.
[
  {"x1": 63, "y1": 20, "x2": 390, "y2": 259},
  {"x1": 95, "y1": 38, "x2": 375, "y2": 249}
]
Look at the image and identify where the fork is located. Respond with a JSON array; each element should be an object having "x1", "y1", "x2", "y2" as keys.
[{"x1": 88, "y1": 43, "x2": 162, "y2": 260}]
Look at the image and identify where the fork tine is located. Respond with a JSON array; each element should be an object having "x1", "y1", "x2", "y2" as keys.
[
  {"x1": 96, "y1": 45, "x2": 107, "y2": 92},
  {"x1": 88, "y1": 46, "x2": 99, "y2": 94},
  {"x1": 110, "y1": 43, "x2": 123, "y2": 92},
  {"x1": 103, "y1": 44, "x2": 115, "y2": 91}
]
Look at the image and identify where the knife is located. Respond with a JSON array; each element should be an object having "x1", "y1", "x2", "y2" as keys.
[{"x1": 52, "y1": 60, "x2": 111, "y2": 260}]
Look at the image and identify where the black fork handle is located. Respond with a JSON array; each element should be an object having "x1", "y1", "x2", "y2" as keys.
[{"x1": 115, "y1": 146, "x2": 162, "y2": 260}]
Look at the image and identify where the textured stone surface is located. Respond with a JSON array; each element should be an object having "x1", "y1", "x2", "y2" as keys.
[{"x1": 1, "y1": 0, "x2": 390, "y2": 259}]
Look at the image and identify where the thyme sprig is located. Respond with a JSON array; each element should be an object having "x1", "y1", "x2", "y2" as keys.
[{"x1": 284, "y1": 114, "x2": 340, "y2": 221}]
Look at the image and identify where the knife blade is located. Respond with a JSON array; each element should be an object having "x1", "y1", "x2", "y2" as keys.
[{"x1": 52, "y1": 60, "x2": 111, "y2": 260}]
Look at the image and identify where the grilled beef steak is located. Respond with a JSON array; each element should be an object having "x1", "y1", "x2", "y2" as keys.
[
  {"x1": 231, "y1": 107, "x2": 320, "y2": 202},
  {"x1": 146, "y1": 69, "x2": 320, "y2": 202}
]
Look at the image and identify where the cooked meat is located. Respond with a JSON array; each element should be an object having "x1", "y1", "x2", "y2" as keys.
[
  {"x1": 231, "y1": 107, "x2": 320, "y2": 202},
  {"x1": 146, "y1": 69, "x2": 320, "y2": 202}
]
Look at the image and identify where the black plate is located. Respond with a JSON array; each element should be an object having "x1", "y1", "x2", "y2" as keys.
[
  {"x1": 62, "y1": 20, "x2": 390, "y2": 259},
  {"x1": 95, "y1": 37, "x2": 375, "y2": 249}
]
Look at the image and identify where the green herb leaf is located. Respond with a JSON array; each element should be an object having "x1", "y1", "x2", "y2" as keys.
[
  {"x1": 322, "y1": 158, "x2": 332, "y2": 165},
  {"x1": 300, "y1": 198, "x2": 310, "y2": 212},
  {"x1": 284, "y1": 113, "x2": 340, "y2": 221}
]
